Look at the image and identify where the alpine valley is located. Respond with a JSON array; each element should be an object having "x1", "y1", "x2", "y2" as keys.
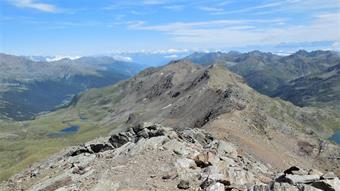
[
  {"x1": 0, "y1": 53, "x2": 146, "y2": 120},
  {"x1": 0, "y1": 50, "x2": 339, "y2": 191}
]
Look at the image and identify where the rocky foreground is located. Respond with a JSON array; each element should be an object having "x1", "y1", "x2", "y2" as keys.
[{"x1": 1, "y1": 123, "x2": 339, "y2": 191}]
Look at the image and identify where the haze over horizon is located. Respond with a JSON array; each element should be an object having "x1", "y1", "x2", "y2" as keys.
[{"x1": 0, "y1": 0, "x2": 339, "y2": 56}]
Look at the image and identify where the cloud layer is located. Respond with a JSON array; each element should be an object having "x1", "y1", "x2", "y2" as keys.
[
  {"x1": 2, "y1": 0, "x2": 340, "y2": 55},
  {"x1": 10, "y1": 0, "x2": 58, "y2": 12},
  {"x1": 128, "y1": 12, "x2": 340, "y2": 49}
]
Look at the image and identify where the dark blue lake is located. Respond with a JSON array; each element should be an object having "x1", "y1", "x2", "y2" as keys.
[
  {"x1": 329, "y1": 131, "x2": 340, "y2": 144},
  {"x1": 60, "y1": 125, "x2": 80, "y2": 133},
  {"x1": 48, "y1": 125, "x2": 80, "y2": 138}
]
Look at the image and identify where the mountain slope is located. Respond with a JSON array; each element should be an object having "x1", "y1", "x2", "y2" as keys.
[
  {"x1": 274, "y1": 63, "x2": 340, "y2": 110},
  {"x1": 73, "y1": 60, "x2": 337, "y2": 131},
  {"x1": 65, "y1": 61, "x2": 340, "y2": 173},
  {"x1": 185, "y1": 50, "x2": 340, "y2": 107},
  {"x1": 185, "y1": 51, "x2": 242, "y2": 66},
  {"x1": 0, "y1": 53, "x2": 145, "y2": 120},
  {"x1": 0, "y1": 60, "x2": 339, "y2": 181}
]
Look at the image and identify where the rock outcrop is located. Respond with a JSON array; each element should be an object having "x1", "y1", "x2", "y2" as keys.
[
  {"x1": 251, "y1": 166, "x2": 340, "y2": 191},
  {"x1": 2, "y1": 122, "x2": 338, "y2": 191}
]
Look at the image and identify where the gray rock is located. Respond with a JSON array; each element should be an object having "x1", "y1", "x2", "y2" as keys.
[
  {"x1": 272, "y1": 182, "x2": 299, "y2": 191},
  {"x1": 67, "y1": 146, "x2": 92, "y2": 157},
  {"x1": 71, "y1": 165, "x2": 86, "y2": 175},
  {"x1": 207, "y1": 182, "x2": 225, "y2": 191},
  {"x1": 175, "y1": 158, "x2": 196, "y2": 170},
  {"x1": 226, "y1": 167, "x2": 255, "y2": 185},
  {"x1": 89, "y1": 143, "x2": 113, "y2": 153},
  {"x1": 200, "y1": 166, "x2": 230, "y2": 186},
  {"x1": 200, "y1": 178, "x2": 214, "y2": 189},
  {"x1": 302, "y1": 184, "x2": 323, "y2": 191},
  {"x1": 321, "y1": 172, "x2": 337, "y2": 180},
  {"x1": 285, "y1": 174, "x2": 320, "y2": 185},
  {"x1": 113, "y1": 142, "x2": 136, "y2": 156},
  {"x1": 310, "y1": 181, "x2": 336, "y2": 191},
  {"x1": 249, "y1": 184, "x2": 270, "y2": 191},
  {"x1": 162, "y1": 171, "x2": 178, "y2": 180},
  {"x1": 310, "y1": 178, "x2": 340, "y2": 191},
  {"x1": 217, "y1": 141, "x2": 238, "y2": 158},
  {"x1": 164, "y1": 139, "x2": 200, "y2": 158},
  {"x1": 129, "y1": 136, "x2": 169, "y2": 155},
  {"x1": 109, "y1": 133, "x2": 132, "y2": 148},
  {"x1": 179, "y1": 128, "x2": 214, "y2": 146},
  {"x1": 30, "y1": 169, "x2": 39, "y2": 178},
  {"x1": 194, "y1": 151, "x2": 216, "y2": 168},
  {"x1": 177, "y1": 180, "x2": 190, "y2": 189},
  {"x1": 68, "y1": 155, "x2": 95, "y2": 171},
  {"x1": 136, "y1": 128, "x2": 149, "y2": 139},
  {"x1": 307, "y1": 169, "x2": 323, "y2": 176}
]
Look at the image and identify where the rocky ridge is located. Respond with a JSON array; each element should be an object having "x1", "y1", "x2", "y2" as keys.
[
  {"x1": 68, "y1": 61, "x2": 339, "y2": 172},
  {"x1": 2, "y1": 123, "x2": 339, "y2": 191}
]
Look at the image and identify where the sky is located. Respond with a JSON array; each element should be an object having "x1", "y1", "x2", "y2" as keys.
[{"x1": 0, "y1": 0, "x2": 339, "y2": 56}]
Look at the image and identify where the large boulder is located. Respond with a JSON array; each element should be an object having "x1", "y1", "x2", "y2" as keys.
[
  {"x1": 255, "y1": 166, "x2": 340, "y2": 191},
  {"x1": 285, "y1": 174, "x2": 320, "y2": 185}
]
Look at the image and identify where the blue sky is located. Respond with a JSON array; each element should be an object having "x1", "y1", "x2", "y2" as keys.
[{"x1": 0, "y1": 0, "x2": 339, "y2": 56}]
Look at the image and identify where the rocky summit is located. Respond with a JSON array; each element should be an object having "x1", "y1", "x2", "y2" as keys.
[{"x1": 1, "y1": 122, "x2": 339, "y2": 191}]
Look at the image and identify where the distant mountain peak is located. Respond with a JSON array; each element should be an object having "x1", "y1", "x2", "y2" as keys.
[{"x1": 295, "y1": 49, "x2": 309, "y2": 55}]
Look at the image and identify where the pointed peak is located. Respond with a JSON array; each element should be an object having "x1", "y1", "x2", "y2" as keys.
[{"x1": 295, "y1": 49, "x2": 309, "y2": 55}]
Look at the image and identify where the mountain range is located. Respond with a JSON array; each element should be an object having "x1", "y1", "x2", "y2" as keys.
[
  {"x1": 0, "y1": 59, "x2": 339, "y2": 183},
  {"x1": 2, "y1": 50, "x2": 339, "y2": 121},
  {"x1": 0, "y1": 53, "x2": 146, "y2": 120},
  {"x1": 274, "y1": 63, "x2": 340, "y2": 110},
  {"x1": 25, "y1": 50, "x2": 191, "y2": 67},
  {"x1": 185, "y1": 50, "x2": 340, "y2": 111},
  {"x1": 0, "y1": 50, "x2": 339, "y2": 187}
]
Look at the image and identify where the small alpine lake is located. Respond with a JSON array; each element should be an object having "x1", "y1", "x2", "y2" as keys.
[
  {"x1": 47, "y1": 125, "x2": 80, "y2": 138},
  {"x1": 329, "y1": 130, "x2": 340, "y2": 144}
]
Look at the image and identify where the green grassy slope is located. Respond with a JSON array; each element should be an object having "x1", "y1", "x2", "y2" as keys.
[{"x1": 0, "y1": 106, "x2": 118, "y2": 181}]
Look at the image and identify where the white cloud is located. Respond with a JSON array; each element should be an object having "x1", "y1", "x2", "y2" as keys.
[
  {"x1": 150, "y1": 49, "x2": 189, "y2": 54},
  {"x1": 164, "y1": 54, "x2": 179, "y2": 59},
  {"x1": 46, "y1": 55, "x2": 80, "y2": 62},
  {"x1": 198, "y1": 6, "x2": 224, "y2": 12},
  {"x1": 163, "y1": 5, "x2": 184, "y2": 11},
  {"x1": 112, "y1": 48, "x2": 190, "y2": 55},
  {"x1": 142, "y1": 0, "x2": 167, "y2": 5},
  {"x1": 331, "y1": 42, "x2": 340, "y2": 51},
  {"x1": 10, "y1": 0, "x2": 58, "y2": 12},
  {"x1": 217, "y1": 0, "x2": 231, "y2": 6},
  {"x1": 128, "y1": 12, "x2": 340, "y2": 48},
  {"x1": 223, "y1": 0, "x2": 340, "y2": 15},
  {"x1": 129, "y1": 19, "x2": 284, "y2": 32},
  {"x1": 111, "y1": 55, "x2": 133, "y2": 62}
]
